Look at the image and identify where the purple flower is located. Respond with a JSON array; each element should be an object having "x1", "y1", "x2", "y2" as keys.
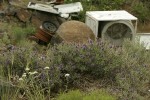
[
  {"x1": 58, "y1": 64, "x2": 63, "y2": 70},
  {"x1": 82, "y1": 44, "x2": 87, "y2": 50},
  {"x1": 88, "y1": 39, "x2": 93, "y2": 45}
]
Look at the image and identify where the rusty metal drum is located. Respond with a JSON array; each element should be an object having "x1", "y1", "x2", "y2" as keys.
[{"x1": 34, "y1": 21, "x2": 58, "y2": 43}]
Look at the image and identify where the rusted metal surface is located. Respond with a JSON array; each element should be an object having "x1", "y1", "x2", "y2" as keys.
[
  {"x1": 35, "y1": 28, "x2": 54, "y2": 43},
  {"x1": 34, "y1": 21, "x2": 57, "y2": 43}
]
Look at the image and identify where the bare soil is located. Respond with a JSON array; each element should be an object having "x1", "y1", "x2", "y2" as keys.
[{"x1": 137, "y1": 23, "x2": 150, "y2": 33}]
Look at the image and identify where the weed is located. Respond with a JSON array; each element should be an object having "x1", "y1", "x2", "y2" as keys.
[{"x1": 56, "y1": 89, "x2": 116, "y2": 100}]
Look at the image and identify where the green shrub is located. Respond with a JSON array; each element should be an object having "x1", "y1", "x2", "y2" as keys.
[
  {"x1": 51, "y1": 40, "x2": 122, "y2": 78},
  {"x1": 56, "y1": 89, "x2": 116, "y2": 100},
  {"x1": 0, "y1": 32, "x2": 11, "y2": 45},
  {"x1": 132, "y1": 2, "x2": 150, "y2": 23},
  {"x1": 10, "y1": 25, "x2": 35, "y2": 44},
  {"x1": 57, "y1": 90, "x2": 83, "y2": 100},
  {"x1": 83, "y1": 90, "x2": 116, "y2": 100},
  {"x1": 0, "y1": 39, "x2": 149, "y2": 99},
  {"x1": 0, "y1": 41, "x2": 61, "y2": 99},
  {"x1": 115, "y1": 40, "x2": 150, "y2": 99},
  {"x1": 1, "y1": 0, "x2": 150, "y2": 99},
  {"x1": 51, "y1": 39, "x2": 150, "y2": 99}
]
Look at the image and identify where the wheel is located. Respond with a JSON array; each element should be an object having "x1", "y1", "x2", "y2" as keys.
[{"x1": 42, "y1": 21, "x2": 58, "y2": 33}]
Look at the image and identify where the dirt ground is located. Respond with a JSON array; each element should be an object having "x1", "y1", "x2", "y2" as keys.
[{"x1": 137, "y1": 23, "x2": 150, "y2": 33}]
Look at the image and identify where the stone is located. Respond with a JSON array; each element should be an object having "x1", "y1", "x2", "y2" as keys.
[
  {"x1": 8, "y1": 0, "x2": 29, "y2": 7},
  {"x1": 5, "y1": 5, "x2": 17, "y2": 16},
  {"x1": 53, "y1": 20, "x2": 95, "y2": 44},
  {"x1": 16, "y1": 8, "x2": 32, "y2": 22}
]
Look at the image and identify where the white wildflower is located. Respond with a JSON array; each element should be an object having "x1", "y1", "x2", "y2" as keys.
[
  {"x1": 44, "y1": 66, "x2": 49, "y2": 70},
  {"x1": 148, "y1": 90, "x2": 150, "y2": 92},
  {"x1": 22, "y1": 73, "x2": 27, "y2": 78},
  {"x1": 39, "y1": 56, "x2": 45, "y2": 60},
  {"x1": 29, "y1": 71, "x2": 38, "y2": 75},
  {"x1": 19, "y1": 78, "x2": 23, "y2": 81},
  {"x1": 65, "y1": 73, "x2": 70, "y2": 77},
  {"x1": 25, "y1": 67, "x2": 30, "y2": 71}
]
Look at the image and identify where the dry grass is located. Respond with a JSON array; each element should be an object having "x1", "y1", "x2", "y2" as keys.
[{"x1": 137, "y1": 22, "x2": 150, "y2": 32}]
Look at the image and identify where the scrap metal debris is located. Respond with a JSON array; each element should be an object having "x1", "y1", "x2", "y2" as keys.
[
  {"x1": 27, "y1": 2, "x2": 83, "y2": 18},
  {"x1": 34, "y1": 21, "x2": 57, "y2": 44},
  {"x1": 0, "y1": 1, "x2": 91, "y2": 45},
  {"x1": 27, "y1": 1, "x2": 84, "y2": 45},
  {"x1": 0, "y1": 1, "x2": 83, "y2": 26}
]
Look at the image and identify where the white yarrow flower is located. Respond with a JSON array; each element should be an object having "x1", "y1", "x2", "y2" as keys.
[
  {"x1": 65, "y1": 73, "x2": 70, "y2": 77},
  {"x1": 29, "y1": 71, "x2": 38, "y2": 75},
  {"x1": 39, "y1": 56, "x2": 45, "y2": 60},
  {"x1": 19, "y1": 78, "x2": 23, "y2": 81},
  {"x1": 44, "y1": 66, "x2": 49, "y2": 70},
  {"x1": 22, "y1": 73, "x2": 27, "y2": 78},
  {"x1": 25, "y1": 67, "x2": 30, "y2": 71}
]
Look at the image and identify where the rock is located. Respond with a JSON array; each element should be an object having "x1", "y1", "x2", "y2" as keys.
[
  {"x1": 16, "y1": 8, "x2": 32, "y2": 22},
  {"x1": 5, "y1": 6, "x2": 17, "y2": 16},
  {"x1": 53, "y1": 20, "x2": 95, "y2": 44},
  {"x1": 8, "y1": 0, "x2": 30, "y2": 8}
]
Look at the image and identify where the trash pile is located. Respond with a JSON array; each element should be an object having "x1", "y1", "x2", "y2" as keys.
[
  {"x1": 0, "y1": 0, "x2": 95, "y2": 45},
  {"x1": 0, "y1": 0, "x2": 82, "y2": 26}
]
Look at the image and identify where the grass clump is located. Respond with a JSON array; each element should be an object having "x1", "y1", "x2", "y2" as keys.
[
  {"x1": 57, "y1": 90, "x2": 83, "y2": 100},
  {"x1": 11, "y1": 25, "x2": 35, "y2": 44},
  {"x1": 83, "y1": 90, "x2": 116, "y2": 100},
  {"x1": 56, "y1": 89, "x2": 116, "y2": 100}
]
